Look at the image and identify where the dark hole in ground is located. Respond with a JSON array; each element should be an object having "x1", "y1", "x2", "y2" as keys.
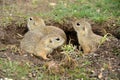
[{"x1": 65, "y1": 31, "x2": 79, "y2": 45}]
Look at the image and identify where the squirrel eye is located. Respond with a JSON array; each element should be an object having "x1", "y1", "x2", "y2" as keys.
[
  {"x1": 56, "y1": 38, "x2": 60, "y2": 41},
  {"x1": 77, "y1": 23, "x2": 80, "y2": 26},
  {"x1": 29, "y1": 17, "x2": 33, "y2": 20}
]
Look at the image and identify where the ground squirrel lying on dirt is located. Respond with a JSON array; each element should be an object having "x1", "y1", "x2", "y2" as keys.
[
  {"x1": 20, "y1": 32, "x2": 65, "y2": 60},
  {"x1": 27, "y1": 16, "x2": 67, "y2": 41},
  {"x1": 34, "y1": 34, "x2": 65, "y2": 60},
  {"x1": 72, "y1": 20, "x2": 103, "y2": 54}
]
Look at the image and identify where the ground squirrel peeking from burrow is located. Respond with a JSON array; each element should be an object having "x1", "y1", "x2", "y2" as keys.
[
  {"x1": 27, "y1": 16, "x2": 67, "y2": 41},
  {"x1": 72, "y1": 20, "x2": 103, "y2": 54}
]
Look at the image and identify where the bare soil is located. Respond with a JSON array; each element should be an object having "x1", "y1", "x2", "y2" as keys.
[
  {"x1": 0, "y1": 0, "x2": 120, "y2": 79},
  {"x1": 0, "y1": 19, "x2": 120, "y2": 79}
]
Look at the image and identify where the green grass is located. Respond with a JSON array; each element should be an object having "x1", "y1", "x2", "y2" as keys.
[
  {"x1": 0, "y1": 46, "x2": 119, "y2": 80},
  {"x1": 0, "y1": 44, "x2": 93, "y2": 80},
  {"x1": 0, "y1": 0, "x2": 120, "y2": 26},
  {"x1": 0, "y1": 59, "x2": 30, "y2": 79},
  {"x1": 43, "y1": 0, "x2": 120, "y2": 23},
  {"x1": 0, "y1": 0, "x2": 120, "y2": 79},
  {"x1": 98, "y1": 33, "x2": 111, "y2": 47}
]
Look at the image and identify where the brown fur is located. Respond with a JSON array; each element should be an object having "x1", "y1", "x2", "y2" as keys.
[
  {"x1": 20, "y1": 16, "x2": 66, "y2": 60},
  {"x1": 27, "y1": 16, "x2": 46, "y2": 31},
  {"x1": 27, "y1": 16, "x2": 67, "y2": 41},
  {"x1": 34, "y1": 34, "x2": 65, "y2": 60},
  {"x1": 20, "y1": 30, "x2": 44, "y2": 53},
  {"x1": 72, "y1": 20, "x2": 102, "y2": 54}
]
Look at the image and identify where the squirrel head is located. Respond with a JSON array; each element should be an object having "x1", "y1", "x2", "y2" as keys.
[
  {"x1": 27, "y1": 16, "x2": 46, "y2": 30},
  {"x1": 72, "y1": 20, "x2": 93, "y2": 36},
  {"x1": 44, "y1": 35, "x2": 65, "y2": 49}
]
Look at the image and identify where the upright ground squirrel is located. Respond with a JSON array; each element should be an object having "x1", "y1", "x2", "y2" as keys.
[{"x1": 72, "y1": 20, "x2": 102, "y2": 54}]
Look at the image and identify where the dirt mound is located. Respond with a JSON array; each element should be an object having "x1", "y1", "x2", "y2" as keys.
[{"x1": 84, "y1": 37, "x2": 120, "y2": 79}]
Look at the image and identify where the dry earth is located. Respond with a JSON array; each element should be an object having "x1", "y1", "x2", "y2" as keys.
[{"x1": 0, "y1": 0, "x2": 120, "y2": 79}]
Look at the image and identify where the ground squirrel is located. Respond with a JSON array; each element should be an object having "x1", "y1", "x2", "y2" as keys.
[
  {"x1": 34, "y1": 34, "x2": 65, "y2": 60},
  {"x1": 27, "y1": 16, "x2": 67, "y2": 41},
  {"x1": 27, "y1": 16, "x2": 46, "y2": 31},
  {"x1": 72, "y1": 20, "x2": 103, "y2": 54},
  {"x1": 20, "y1": 33, "x2": 65, "y2": 60},
  {"x1": 20, "y1": 30, "x2": 44, "y2": 54},
  {"x1": 20, "y1": 16, "x2": 66, "y2": 60}
]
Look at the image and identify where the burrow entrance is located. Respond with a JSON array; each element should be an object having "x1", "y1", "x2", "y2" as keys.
[
  {"x1": 0, "y1": 19, "x2": 120, "y2": 65},
  {"x1": 0, "y1": 19, "x2": 120, "y2": 46}
]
